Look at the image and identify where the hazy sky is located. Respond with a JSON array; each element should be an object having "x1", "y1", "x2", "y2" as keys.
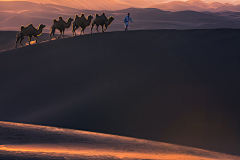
[{"x1": 0, "y1": 0, "x2": 240, "y2": 4}]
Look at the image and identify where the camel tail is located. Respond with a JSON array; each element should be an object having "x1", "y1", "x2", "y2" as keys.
[
  {"x1": 16, "y1": 32, "x2": 21, "y2": 38},
  {"x1": 49, "y1": 25, "x2": 55, "y2": 39},
  {"x1": 72, "y1": 22, "x2": 76, "y2": 32},
  {"x1": 15, "y1": 32, "x2": 21, "y2": 48}
]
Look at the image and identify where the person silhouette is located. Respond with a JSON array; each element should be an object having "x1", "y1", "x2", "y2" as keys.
[{"x1": 123, "y1": 13, "x2": 133, "y2": 31}]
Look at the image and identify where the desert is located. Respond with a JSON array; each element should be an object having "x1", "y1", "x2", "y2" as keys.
[{"x1": 0, "y1": 0, "x2": 240, "y2": 159}]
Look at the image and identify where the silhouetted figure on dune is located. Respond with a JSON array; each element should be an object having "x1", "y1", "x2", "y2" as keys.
[
  {"x1": 91, "y1": 12, "x2": 114, "y2": 34},
  {"x1": 50, "y1": 16, "x2": 73, "y2": 39},
  {"x1": 15, "y1": 23, "x2": 46, "y2": 48},
  {"x1": 124, "y1": 13, "x2": 133, "y2": 31},
  {"x1": 72, "y1": 14, "x2": 93, "y2": 36}
]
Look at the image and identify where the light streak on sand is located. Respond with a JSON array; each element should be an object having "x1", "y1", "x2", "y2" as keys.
[
  {"x1": 0, "y1": 121, "x2": 239, "y2": 160},
  {"x1": 0, "y1": 144, "x2": 219, "y2": 160}
]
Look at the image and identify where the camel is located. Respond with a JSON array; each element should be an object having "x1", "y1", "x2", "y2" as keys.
[
  {"x1": 72, "y1": 14, "x2": 93, "y2": 36},
  {"x1": 91, "y1": 13, "x2": 114, "y2": 34},
  {"x1": 50, "y1": 16, "x2": 73, "y2": 39},
  {"x1": 15, "y1": 23, "x2": 46, "y2": 48}
]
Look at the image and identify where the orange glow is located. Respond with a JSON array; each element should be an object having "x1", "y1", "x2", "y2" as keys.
[
  {"x1": 0, "y1": 121, "x2": 238, "y2": 160},
  {"x1": 0, "y1": 144, "x2": 219, "y2": 160}
]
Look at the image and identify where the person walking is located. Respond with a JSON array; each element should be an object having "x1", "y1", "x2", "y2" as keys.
[{"x1": 123, "y1": 13, "x2": 133, "y2": 31}]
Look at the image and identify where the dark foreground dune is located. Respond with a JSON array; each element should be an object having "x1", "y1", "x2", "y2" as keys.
[
  {"x1": 0, "y1": 121, "x2": 239, "y2": 160},
  {"x1": 0, "y1": 29, "x2": 240, "y2": 156}
]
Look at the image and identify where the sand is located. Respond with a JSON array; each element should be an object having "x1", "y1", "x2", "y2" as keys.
[
  {"x1": 0, "y1": 121, "x2": 239, "y2": 160},
  {"x1": 0, "y1": 29, "x2": 240, "y2": 156}
]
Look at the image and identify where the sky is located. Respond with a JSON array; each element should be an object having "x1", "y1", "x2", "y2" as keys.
[{"x1": 0, "y1": 0, "x2": 240, "y2": 5}]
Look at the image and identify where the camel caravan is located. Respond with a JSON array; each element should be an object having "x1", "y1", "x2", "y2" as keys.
[{"x1": 15, "y1": 12, "x2": 114, "y2": 48}]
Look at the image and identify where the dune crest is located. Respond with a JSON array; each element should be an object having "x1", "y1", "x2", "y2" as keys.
[
  {"x1": 148, "y1": 0, "x2": 240, "y2": 12},
  {"x1": 0, "y1": 121, "x2": 239, "y2": 160}
]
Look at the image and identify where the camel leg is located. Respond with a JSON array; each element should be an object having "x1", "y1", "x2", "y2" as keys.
[
  {"x1": 101, "y1": 25, "x2": 104, "y2": 33},
  {"x1": 20, "y1": 36, "x2": 24, "y2": 46},
  {"x1": 80, "y1": 28, "x2": 83, "y2": 35},
  {"x1": 72, "y1": 25, "x2": 76, "y2": 36},
  {"x1": 73, "y1": 26, "x2": 78, "y2": 36},
  {"x1": 50, "y1": 27, "x2": 56, "y2": 39},
  {"x1": 57, "y1": 30, "x2": 62, "y2": 39},
  {"x1": 91, "y1": 23, "x2": 94, "y2": 34},
  {"x1": 96, "y1": 25, "x2": 99, "y2": 33},
  {"x1": 103, "y1": 25, "x2": 108, "y2": 32},
  {"x1": 62, "y1": 29, "x2": 65, "y2": 38},
  {"x1": 35, "y1": 36, "x2": 38, "y2": 43},
  {"x1": 15, "y1": 36, "x2": 20, "y2": 48},
  {"x1": 76, "y1": 26, "x2": 79, "y2": 36},
  {"x1": 82, "y1": 28, "x2": 85, "y2": 35},
  {"x1": 28, "y1": 36, "x2": 32, "y2": 45}
]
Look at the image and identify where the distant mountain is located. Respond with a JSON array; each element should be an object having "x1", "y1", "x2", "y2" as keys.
[
  {"x1": 116, "y1": 0, "x2": 171, "y2": 8},
  {"x1": 148, "y1": 0, "x2": 240, "y2": 12},
  {"x1": 116, "y1": 0, "x2": 153, "y2": 7},
  {"x1": 0, "y1": 0, "x2": 130, "y2": 10}
]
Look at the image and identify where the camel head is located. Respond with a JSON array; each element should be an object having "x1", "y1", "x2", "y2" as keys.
[
  {"x1": 109, "y1": 16, "x2": 114, "y2": 22},
  {"x1": 39, "y1": 24, "x2": 46, "y2": 29},
  {"x1": 67, "y1": 17, "x2": 74, "y2": 23},
  {"x1": 87, "y1": 15, "x2": 93, "y2": 20}
]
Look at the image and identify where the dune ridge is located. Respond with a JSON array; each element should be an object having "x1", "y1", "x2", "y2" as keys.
[
  {"x1": 0, "y1": 121, "x2": 239, "y2": 160},
  {"x1": 148, "y1": 0, "x2": 240, "y2": 12}
]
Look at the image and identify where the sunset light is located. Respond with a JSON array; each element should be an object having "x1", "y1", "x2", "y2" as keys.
[{"x1": 0, "y1": 0, "x2": 240, "y2": 159}]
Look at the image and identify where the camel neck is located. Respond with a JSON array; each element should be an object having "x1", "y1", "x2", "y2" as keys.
[
  {"x1": 36, "y1": 27, "x2": 43, "y2": 36},
  {"x1": 65, "y1": 20, "x2": 72, "y2": 28},
  {"x1": 106, "y1": 19, "x2": 113, "y2": 26}
]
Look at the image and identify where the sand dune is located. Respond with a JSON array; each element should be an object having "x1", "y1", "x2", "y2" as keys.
[
  {"x1": 0, "y1": 29, "x2": 240, "y2": 156},
  {"x1": 0, "y1": 0, "x2": 130, "y2": 11},
  {"x1": 148, "y1": 0, "x2": 240, "y2": 12},
  {"x1": 0, "y1": 121, "x2": 239, "y2": 160}
]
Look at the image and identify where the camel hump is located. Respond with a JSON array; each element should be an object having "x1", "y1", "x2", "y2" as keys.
[
  {"x1": 80, "y1": 13, "x2": 84, "y2": 17},
  {"x1": 53, "y1": 19, "x2": 57, "y2": 23},
  {"x1": 102, "y1": 12, "x2": 105, "y2": 16},
  {"x1": 59, "y1": 16, "x2": 63, "y2": 20},
  {"x1": 20, "y1": 25, "x2": 25, "y2": 30},
  {"x1": 27, "y1": 24, "x2": 33, "y2": 28},
  {"x1": 96, "y1": 13, "x2": 100, "y2": 17},
  {"x1": 75, "y1": 14, "x2": 79, "y2": 19}
]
